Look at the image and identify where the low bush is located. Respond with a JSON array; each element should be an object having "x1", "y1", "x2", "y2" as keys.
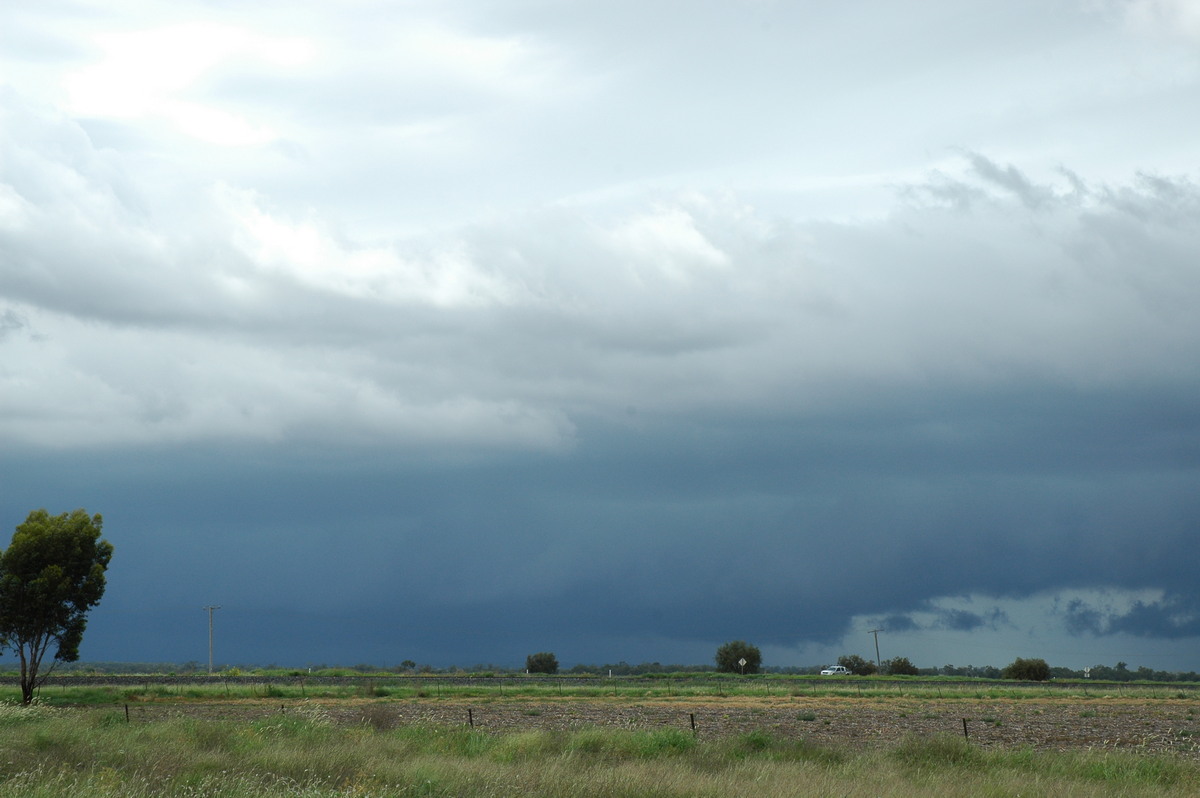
[{"x1": 1003, "y1": 657, "x2": 1051, "y2": 681}]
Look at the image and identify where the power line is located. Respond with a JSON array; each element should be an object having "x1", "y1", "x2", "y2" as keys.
[
  {"x1": 868, "y1": 628, "x2": 883, "y2": 671},
  {"x1": 202, "y1": 605, "x2": 221, "y2": 674}
]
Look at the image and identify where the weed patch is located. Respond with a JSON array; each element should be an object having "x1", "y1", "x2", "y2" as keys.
[{"x1": 890, "y1": 734, "x2": 986, "y2": 770}]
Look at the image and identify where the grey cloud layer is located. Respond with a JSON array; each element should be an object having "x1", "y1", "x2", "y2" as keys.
[{"x1": 4, "y1": 93, "x2": 1198, "y2": 454}]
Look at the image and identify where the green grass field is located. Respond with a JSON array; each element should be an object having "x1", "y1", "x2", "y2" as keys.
[
  {"x1": 7, "y1": 673, "x2": 1196, "y2": 706},
  {"x1": 0, "y1": 697, "x2": 1198, "y2": 797}
]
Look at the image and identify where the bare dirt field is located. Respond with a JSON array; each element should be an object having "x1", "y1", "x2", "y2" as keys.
[{"x1": 112, "y1": 695, "x2": 1200, "y2": 759}]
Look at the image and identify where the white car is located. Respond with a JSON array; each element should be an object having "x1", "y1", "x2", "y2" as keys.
[{"x1": 820, "y1": 665, "x2": 851, "y2": 675}]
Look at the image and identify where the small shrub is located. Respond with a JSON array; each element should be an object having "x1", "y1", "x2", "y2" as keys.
[
  {"x1": 715, "y1": 640, "x2": 763, "y2": 674},
  {"x1": 885, "y1": 656, "x2": 920, "y2": 676},
  {"x1": 837, "y1": 654, "x2": 878, "y2": 676},
  {"x1": 526, "y1": 652, "x2": 558, "y2": 674},
  {"x1": 635, "y1": 728, "x2": 696, "y2": 757},
  {"x1": 736, "y1": 730, "x2": 775, "y2": 753},
  {"x1": 1003, "y1": 657, "x2": 1051, "y2": 681}
]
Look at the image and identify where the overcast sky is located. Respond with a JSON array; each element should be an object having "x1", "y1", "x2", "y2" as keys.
[{"x1": 2, "y1": 0, "x2": 1199, "y2": 672}]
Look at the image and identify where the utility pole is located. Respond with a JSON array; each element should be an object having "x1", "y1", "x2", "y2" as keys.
[
  {"x1": 868, "y1": 628, "x2": 883, "y2": 673},
  {"x1": 203, "y1": 605, "x2": 221, "y2": 674}
]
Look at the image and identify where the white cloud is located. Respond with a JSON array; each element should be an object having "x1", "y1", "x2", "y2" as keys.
[
  {"x1": 3, "y1": 1, "x2": 1200, "y2": 453},
  {"x1": 1119, "y1": 0, "x2": 1200, "y2": 43},
  {"x1": 608, "y1": 206, "x2": 731, "y2": 284},
  {"x1": 4, "y1": 138, "x2": 1200, "y2": 449},
  {"x1": 381, "y1": 20, "x2": 559, "y2": 99},
  {"x1": 861, "y1": 588, "x2": 1190, "y2": 670},
  {"x1": 762, "y1": 587, "x2": 1195, "y2": 671},
  {"x1": 63, "y1": 22, "x2": 315, "y2": 146},
  {"x1": 218, "y1": 185, "x2": 525, "y2": 308},
  {"x1": 165, "y1": 101, "x2": 277, "y2": 148},
  {"x1": 0, "y1": 182, "x2": 33, "y2": 230}
]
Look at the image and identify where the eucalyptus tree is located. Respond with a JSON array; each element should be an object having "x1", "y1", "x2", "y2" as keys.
[
  {"x1": 715, "y1": 640, "x2": 762, "y2": 674},
  {"x1": 0, "y1": 509, "x2": 114, "y2": 703}
]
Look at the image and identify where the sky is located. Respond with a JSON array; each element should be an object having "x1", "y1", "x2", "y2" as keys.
[{"x1": 2, "y1": 0, "x2": 1199, "y2": 673}]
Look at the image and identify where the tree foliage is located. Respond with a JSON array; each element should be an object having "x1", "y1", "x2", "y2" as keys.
[
  {"x1": 884, "y1": 656, "x2": 919, "y2": 676},
  {"x1": 939, "y1": 663, "x2": 1002, "y2": 679},
  {"x1": 0, "y1": 509, "x2": 114, "y2": 703},
  {"x1": 837, "y1": 654, "x2": 878, "y2": 676},
  {"x1": 1002, "y1": 657, "x2": 1051, "y2": 681},
  {"x1": 525, "y1": 651, "x2": 558, "y2": 674},
  {"x1": 715, "y1": 640, "x2": 762, "y2": 674}
]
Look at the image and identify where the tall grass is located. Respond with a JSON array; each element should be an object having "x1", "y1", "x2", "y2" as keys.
[{"x1": 0, "y1": 702, "x2": 1196, "y2": 797}]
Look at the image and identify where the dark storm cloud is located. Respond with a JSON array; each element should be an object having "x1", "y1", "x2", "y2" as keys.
[
  {"x1": 1064, "y1": 595, "x2": 1200, "y2": 640},
  {"x1": 879, "y1": 615, "x2": 920, "y2": 633},
  {"x1": 879, "y1": 609, "x2": 1005, "y2": 635},
  {"x1": 12, "y1": 360, "x2": 1195, "y2": 667},
  {"x1": 1064, "y1": 599, "x2": 1107, "y2": 636},
  {"x1": 934, "y1": 609, "x2": 1008, "y2": 633},
  {"x1": 1107, "y1": 597, "x2": 1200, "y2": 639}
]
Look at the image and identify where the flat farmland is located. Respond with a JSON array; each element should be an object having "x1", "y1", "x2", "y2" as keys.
[
  {"x1": 105, "y1": 694, "x2": 1200, "y2": 759},
  {"x1": 6, "y1": 684, "x2": 1200, "y2": 797}
]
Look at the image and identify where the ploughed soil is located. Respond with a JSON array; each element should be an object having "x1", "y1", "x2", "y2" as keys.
[{"x1": 110, "y1": 695, "x2": 1200, "y2": 759}]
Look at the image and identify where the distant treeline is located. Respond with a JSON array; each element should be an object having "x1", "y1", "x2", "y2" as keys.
[
  {"x1": 48, "y1": 659, "x2": 1200, "y2": 682},
  {"x1": 570, "y1": 662, "x2": 1200, "y2": 682},
  {"x1": 931, "y1": 662, "x2": 1200, "y2": 682}
]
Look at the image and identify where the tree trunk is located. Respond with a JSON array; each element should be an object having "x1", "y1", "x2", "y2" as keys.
[{"x1": 18, "y1": 645, "x2": 38, "y2": 705}]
